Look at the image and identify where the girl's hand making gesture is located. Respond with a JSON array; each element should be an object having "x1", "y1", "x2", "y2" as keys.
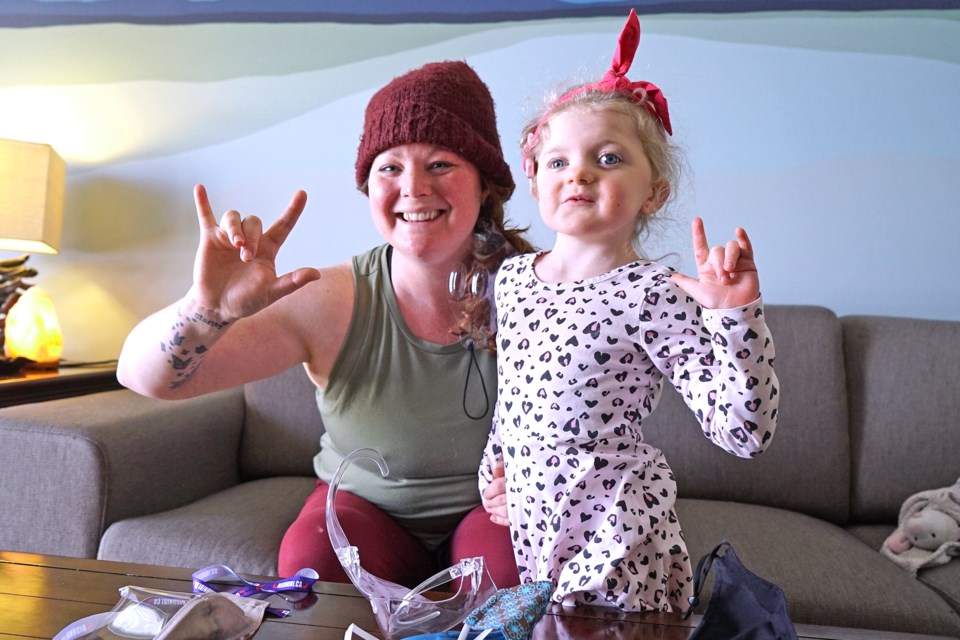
[
  {"x1": 670, "y1": 216, "x2": 760, "y2": 310},
  {"x1": 190, "y1": 184, "x2": 321, "y2": 323}
]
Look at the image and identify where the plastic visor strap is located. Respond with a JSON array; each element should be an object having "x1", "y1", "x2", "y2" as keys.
[
  {"x1": 326, "y1": 449, "x2": 417, "y2": 602},
  {"x1": 192, "y1": 564, "x2": 319, "y2": 618},
  {"x1": 328, "y1": 448, "x2": 497, "y2": 636},
  {"x1": 328, "y1": 448, "x2": 458, "y2": 616}
]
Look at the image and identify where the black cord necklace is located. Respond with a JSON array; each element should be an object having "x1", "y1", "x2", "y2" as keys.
[{"x1": 462, "y1": 339, "x2": 490, "y2": 420}]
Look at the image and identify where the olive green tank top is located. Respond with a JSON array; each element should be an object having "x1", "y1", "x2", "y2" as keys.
[{"x1": 314, "y1": 244, "x2": 496, "y2": 550}]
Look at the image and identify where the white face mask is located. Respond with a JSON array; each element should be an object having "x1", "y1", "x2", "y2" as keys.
[
  {"x1": 327, "y1": 448, "x2": 498, "y2": 639},
  {"x1": 52, "y1": 587, "x2": 267, "y2": 640}
]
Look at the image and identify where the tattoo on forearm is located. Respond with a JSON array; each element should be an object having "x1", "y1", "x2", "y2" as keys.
[
  {"x1": 191, "y1": 312, "x2": 229, "y2": 330},
  {"x1": 162, "y1": 308, "x2": 229, "y2": 389}
]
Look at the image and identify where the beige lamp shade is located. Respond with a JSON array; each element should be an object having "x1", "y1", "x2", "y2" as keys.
[{"x1": 0, "y1": 138, "x2": 66, "y2": 254}]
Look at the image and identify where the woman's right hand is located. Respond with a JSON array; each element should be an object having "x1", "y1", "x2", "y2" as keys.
[{"x1": 190, "y1": 184, "x2": 321, "y2": 322}]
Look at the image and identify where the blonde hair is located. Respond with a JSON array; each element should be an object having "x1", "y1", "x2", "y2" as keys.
[{"x1": 520, "y1": 87, "x2": 684, "y2": 257}]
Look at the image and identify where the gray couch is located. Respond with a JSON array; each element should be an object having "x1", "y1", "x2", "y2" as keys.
[{"x1": 1, "y1": 305, "x2": 958, "y2": 636}]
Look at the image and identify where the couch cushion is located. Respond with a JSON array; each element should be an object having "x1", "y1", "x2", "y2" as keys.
[
  {"x1": 0, "y1": 388, "x2": 243, "y2": 559},
  {"x1": 645, "y1": 305, "x2": 851, "y2": 524},
  {"x1": 241, "y1": 365, "x2": 325, "y2": 480},
  {"x1": 843, "y1": 315, "x2": 960, "y2": 523},
  {"x1": 918, "y1": 559, "x2": 960, "y2": 619},
  {"x1": 677, "y1": 499, "x2": 960, "y2": 636},
  {"x1": 98, "y1": 476, "x2": 315, "y2": 576}
]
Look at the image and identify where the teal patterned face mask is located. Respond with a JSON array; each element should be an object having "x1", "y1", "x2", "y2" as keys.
[
  {"x1": 328, "y1": 448, "x2": 498, "y2": 640},
  {"x1": 461, "y1": 581, "x2": 555, "y2": 640}
]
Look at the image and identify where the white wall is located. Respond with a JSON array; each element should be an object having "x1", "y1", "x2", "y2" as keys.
[{"x1": 2, "y1": 11, "x2": 958, "y2": 362}]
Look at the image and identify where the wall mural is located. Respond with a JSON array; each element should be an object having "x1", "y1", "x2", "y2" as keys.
[
  {"x1": 1, "y1": 0, "x2": 957, "y2": 360},
  {"x1": 1, "y1": 0, "x2": 952, "y2": 27}
]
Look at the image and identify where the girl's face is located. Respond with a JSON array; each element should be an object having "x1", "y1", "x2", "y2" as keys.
[
  {"x1": 533, "y1": 107, "x2": 663, "y2": 250},
  {"x1": 367, "y1": 143, "x2": 484, "y2": 268}
]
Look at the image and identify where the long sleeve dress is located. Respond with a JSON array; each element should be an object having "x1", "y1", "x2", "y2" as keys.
[{"x1": 479, "y1": 252, "x2": 780, "y2": 612}]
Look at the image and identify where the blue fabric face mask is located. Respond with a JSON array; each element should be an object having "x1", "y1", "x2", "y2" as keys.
[
  {"x1": 683, "y1": 541, "x2": 798, "y2": 640},
  {"x1": 327, "y1": 448, "x2": 498, "y2": 640}
]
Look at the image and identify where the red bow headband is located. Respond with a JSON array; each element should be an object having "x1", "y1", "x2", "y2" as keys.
[{"x1": 522, "y1": 8, "x2": 672, "y2": 178}]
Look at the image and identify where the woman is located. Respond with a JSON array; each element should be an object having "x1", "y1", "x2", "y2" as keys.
[{"x1": 117, "y1": 60, "x2": 533, "y2": 588}]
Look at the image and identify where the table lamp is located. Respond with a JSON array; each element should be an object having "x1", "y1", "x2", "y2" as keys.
[{"x1": 0, "y1": 138, "x2": 66, "y2": 373}]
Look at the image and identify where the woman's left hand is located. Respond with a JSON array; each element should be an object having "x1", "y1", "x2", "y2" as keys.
[
  {"x1": 481, "y1": 461, "x2": 510, "y2": 526},
  {"x1": 670, "y1": 216, "x2": 760, "y2": 310}
]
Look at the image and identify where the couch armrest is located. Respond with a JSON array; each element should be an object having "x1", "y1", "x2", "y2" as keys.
[{"x1": 0, "y1": 387, "x2": 244, "y2": 558}]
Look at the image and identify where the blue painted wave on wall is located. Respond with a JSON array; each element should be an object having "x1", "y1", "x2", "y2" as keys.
[{"x1": 3, "y1": 0, "x2": 957, "y2": 27}]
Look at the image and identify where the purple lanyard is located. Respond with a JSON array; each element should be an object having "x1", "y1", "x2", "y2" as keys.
[{"x1": 191, "y1": 564, "x2": 320, "y2": 617}]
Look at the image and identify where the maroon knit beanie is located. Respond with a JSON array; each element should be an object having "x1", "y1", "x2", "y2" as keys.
[{"x1": 355, "y1": 60, "x2": 515, "y2": 194}]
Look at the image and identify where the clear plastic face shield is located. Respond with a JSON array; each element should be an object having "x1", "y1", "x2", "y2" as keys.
[{"x1": 327, "y1": 448, "x2": 498, "y2": 639}]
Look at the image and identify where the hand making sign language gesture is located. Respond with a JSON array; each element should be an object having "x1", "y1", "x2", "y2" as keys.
[
  {"x1": 191, "y1": 184, "x2": 321, "y2": 324},
  {"x1": 670, "y1": 216, "x2": 761, "y2": 311}
]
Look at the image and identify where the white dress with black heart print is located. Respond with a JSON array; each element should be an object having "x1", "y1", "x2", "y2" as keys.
[{"x1": 479, "y1": 252, "x2": 779, "y2": 612}]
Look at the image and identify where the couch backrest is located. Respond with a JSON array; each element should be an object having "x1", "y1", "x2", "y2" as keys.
[
  {"x1": 844, "y1": 315, "x2": 960, "y2": 523},
  {"x1": 239, "y1": 364, "x2": 324, "y2": 479},
  {"x1": 644, "y1": 305, "x2": 852, "y2": 524},
  {"x1": 235, "y1": 308, "x2": 960, "y2": 528}
]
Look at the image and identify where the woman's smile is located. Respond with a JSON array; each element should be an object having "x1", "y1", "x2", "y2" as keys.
[{"x1": 398, "y1": 210, "x2": 443, "y2": 222}]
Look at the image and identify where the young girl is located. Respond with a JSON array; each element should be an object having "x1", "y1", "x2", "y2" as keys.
[{"x1": 479, "y1": 9, "x2": 780, "y2": 612}]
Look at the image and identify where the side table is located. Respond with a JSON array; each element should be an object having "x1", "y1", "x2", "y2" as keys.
[{"x1": 0, "y1": 363, "x2": 122, "y2": 408}]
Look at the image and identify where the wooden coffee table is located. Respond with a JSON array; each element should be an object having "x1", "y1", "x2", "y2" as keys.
[{"x1": 0, "y1": 551, "x2": 950, "y2": 639}]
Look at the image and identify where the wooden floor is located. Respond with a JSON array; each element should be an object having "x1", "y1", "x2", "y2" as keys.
[{"x1": 0, "y1": 551, "x2": 951, "y2": 639}]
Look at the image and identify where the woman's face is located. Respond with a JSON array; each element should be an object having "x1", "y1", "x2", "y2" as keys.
[{"x1": 366, "y1": 143, "x2": 484, "y2": 268}]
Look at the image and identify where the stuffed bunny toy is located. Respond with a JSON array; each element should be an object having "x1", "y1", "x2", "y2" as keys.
[
  {"x1": 885, "y1": 506, "x2": 960, "y2": 555},
  {"x1": 881, "y1": 477, "x2": 960, "y2": 575}
]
